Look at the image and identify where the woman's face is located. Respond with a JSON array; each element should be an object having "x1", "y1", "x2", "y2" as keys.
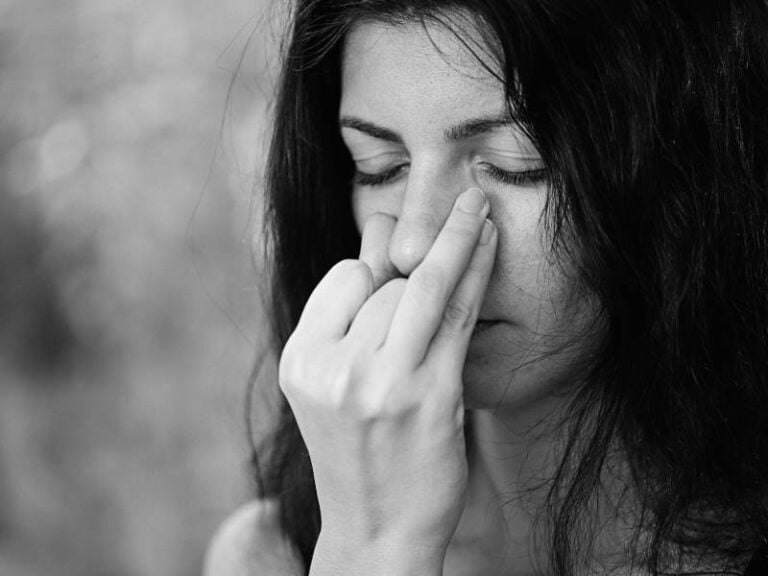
[{"x1": 340, "y1": 19, "x2": 600, "y2": 416}]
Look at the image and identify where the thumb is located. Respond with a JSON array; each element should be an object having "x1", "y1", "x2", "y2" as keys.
[{"x1": 359, "y1": 212, "x2": 399, "y2": 291}]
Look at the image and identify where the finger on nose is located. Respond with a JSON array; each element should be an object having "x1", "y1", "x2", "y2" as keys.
[
  {"x1": 387, "y1": 214, "x2": 442, "y2": 278},
  {"x1": 359, "y1": 212, "x2": 399, "y2": 290}
]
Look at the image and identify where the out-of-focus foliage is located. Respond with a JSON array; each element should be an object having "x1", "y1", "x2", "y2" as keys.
[{"x1": 0, "y1": 1, "x2": 281, "y2": 574}]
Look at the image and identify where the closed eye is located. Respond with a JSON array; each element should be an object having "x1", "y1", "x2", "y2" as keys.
[
  {"x1": 479, "y1": 163, "x2": 548, "y2": 187},
  {"x1": 353, "y1": 164, "x2": 409, "y2": 187},
  {"x1": 352, "y1": 163, "x2": 547, "y2": 188}
]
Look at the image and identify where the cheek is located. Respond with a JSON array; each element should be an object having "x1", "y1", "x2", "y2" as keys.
[
  {"x1": 496, "y1": 230, "x2": 584, "y2": 335},
  {"x1": 488, "y1": 195, "x2": 548, "y2": 286},
  {"x1": 489, "y1": 197, "x2": 575, "y2": 325}
]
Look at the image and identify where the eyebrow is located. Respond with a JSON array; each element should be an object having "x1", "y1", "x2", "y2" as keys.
[{"x1": 338, "y1": 113, "x2": 517, "y2": 144}]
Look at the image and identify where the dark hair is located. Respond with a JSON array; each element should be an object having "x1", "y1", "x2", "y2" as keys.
[{"x1": 254, "y1": 0, "x2": 768, "y2": 574}]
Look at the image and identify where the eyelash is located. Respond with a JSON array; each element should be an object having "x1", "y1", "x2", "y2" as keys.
[
  {"x1": 352, "y1": 163, "x2": 548, "y2": 188},
  {"x1": 353, "y1": 165, "x2": 407, "y2": 187}
]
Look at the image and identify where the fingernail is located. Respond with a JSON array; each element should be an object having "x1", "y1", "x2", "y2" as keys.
[
  {"x1": 457, "y1": 187, "x2": 487, "y2": 214},
  {"x1": 479, "y1": 219, "x2": 495, "y2": 245}
]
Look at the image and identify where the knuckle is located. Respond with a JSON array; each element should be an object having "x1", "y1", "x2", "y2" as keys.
[
  {"x1": 359, "y1": 396, "x2": 417, "y2": 422},
  {"x1": 442, "y1": 297, "x2": 475, "y2": 328},
  {"x1": 278, "y1": 337, "x2": 308, "y2": 395},
  {"x1": 353, "y1": 371, "x2": 419, "y2": 422},
  {"x1": 279, "y1": 341, "x2": 420, "y2": 422},
  {"x1": 331, "y1": 258, "x2": 362, "y2": 274},
  {"x1": 331, "y1": 258, "x2": 373, "y2": 289},
  {"x1": 350, "y1": 260, "x2": 375, "y2": 293},
  {"x1": 342, "y1": 258, "x2": 371, "y2": 277},
  {"x1": 326, "y1": 362, "x2": 355, "y2": 409},
  {"x1": 329, "y1": 357, "x2": 414, "y2": 420}
]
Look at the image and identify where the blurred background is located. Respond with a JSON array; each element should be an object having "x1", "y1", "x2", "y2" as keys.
[{"x1": 0, "y1": 1, "x2": 282, "y2": 574}]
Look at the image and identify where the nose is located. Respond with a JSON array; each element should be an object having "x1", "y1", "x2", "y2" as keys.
[{"x1": 387, "y1": 169, "x2": 463, "y2": 276}]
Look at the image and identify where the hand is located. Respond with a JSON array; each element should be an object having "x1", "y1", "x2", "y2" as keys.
[{"x1": 279, "y1": 187, "x2": 498, "y2": 574}]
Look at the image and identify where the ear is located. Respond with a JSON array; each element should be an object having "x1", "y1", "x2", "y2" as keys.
[{"x1": 203, "y1": 500, "x2": 304, "y2": 576}]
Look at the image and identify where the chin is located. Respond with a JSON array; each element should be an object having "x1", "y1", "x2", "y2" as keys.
[
  {"x1": 461, "y1": 357, "x2": 561, "y2": 414},
  {"x1": 461, "y1": 321, "x2": 596, "y2": 416}
]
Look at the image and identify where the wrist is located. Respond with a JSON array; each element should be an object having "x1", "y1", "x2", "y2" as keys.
[{"x1": 310, "y1": 530, "x2": 446, "y2": 576}]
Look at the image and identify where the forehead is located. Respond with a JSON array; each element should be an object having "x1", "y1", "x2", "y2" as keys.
[{"x1": 340, "y1": 19, "x2": 507, "y2": 127}]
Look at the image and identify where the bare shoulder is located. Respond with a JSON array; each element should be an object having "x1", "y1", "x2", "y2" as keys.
[{"x1": 203, "y1": 499, "x2": 305, "y2": 576}]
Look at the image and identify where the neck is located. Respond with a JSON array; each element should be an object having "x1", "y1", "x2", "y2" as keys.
[
  {"x1": 458, "y1": 401, "x2": 638, "y2": 576},
  {"x1": 460, "y1": 401, "x2": 564, "y2": 575},
  {"x1": 471, "y1": 397, "x2": 565, "y2": 494}
]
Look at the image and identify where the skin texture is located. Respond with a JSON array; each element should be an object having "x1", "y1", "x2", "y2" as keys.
[
  {"x1": 342, "y1": 20, "x2": 600, "y2": 420},
  {"x1": 274, "y1": 19, "x2": 607, "y2": 576},
  {"x1": 208, "y1": 9, "x2": 765, "y2": 575},
  {"x1": 343, "y1": 19, "x2": 609, "y2": 574},
  {"x1": 277, "y1": 18, "x2": 607, "y2": 576},
  {"x1": 341, "y1": 30, "x2": 605, "y2": 570},
  {"x1": 281, "y1": 189, "x2": 496, "y2": 576}
]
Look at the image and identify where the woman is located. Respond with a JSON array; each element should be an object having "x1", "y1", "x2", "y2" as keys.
[{"x1": 206, "y1": 1, "x2": 768, "y2": 574}]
